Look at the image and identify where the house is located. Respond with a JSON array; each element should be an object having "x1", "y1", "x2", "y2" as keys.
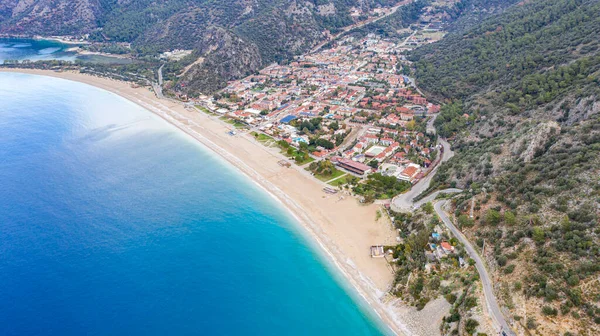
[
  {"x1": 398, "y1": 164, "x2": 421, "y2": 182},
  {"x1": 411, "y1": 95, "x2": 427, "y2": 105},
  {"x1": 280, "y1": 115, "x2": 298, "y2": 124},
  {"x1": 366, "y1": 127, "x2": 382, "y2": 135},
  {"x1": 336, "y1": 158, "x2": 372, "y2": 176},
  {"x1": 441, "y1": 241, "x2": 455, "y2": 253},
  {"x1": 427, "y1": 103, "x2": 440, "y2": 114},
  {"x1": 399, "y1": 113, "x2": 414, "y2": 121},
  {"x1": 375, "y1": 142, "x2": 399, "y2": 161},
  {"x1": 363, "y1": 134, "x2": 379, "y2": 144},
  {"x1": 390, "y1": 152, "x2": 409, "y2": 165},
  {"x1": 313, "y1": 150, "x2": 328, "y2": 158},
  {"x1": 245, "y1": 108, "x2": 262, "y2": 115},
  {"x1": 380, "y1": 137, "x2": 395, "y2": 146}
]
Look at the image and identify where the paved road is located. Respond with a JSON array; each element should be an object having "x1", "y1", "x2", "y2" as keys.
[
  {"x1": 426, "y1": 112, "x2": 437, "y2": 134},
  {"x1": 391, "y1": 137, "x2": 454, "y2": 211},
  {"x1": 402, "y1": 75, "x2": 425, "y2": 96},
  {"x1": 390, "y1": 111, "x2": 514, "y2": 334},
  {"x1": 412, "y1": 188, "x2": 462, "y2": 209},
  {"x1": 158, "y1": 63, "x2": 164, "y2": 86},
  {"x1": 152, "y1": 64, "x2": 165, "y2": 99},
  {"x1": 310, "y1": 0, "x2": 412, "y2": 54},
  {"x1": 434, "y1": 201, "x2": 514, "y2": 336}
]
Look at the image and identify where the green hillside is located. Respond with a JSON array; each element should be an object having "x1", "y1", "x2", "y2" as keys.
[{"x1": 410, "y1": 0, "x2": 600, "y2": 332}]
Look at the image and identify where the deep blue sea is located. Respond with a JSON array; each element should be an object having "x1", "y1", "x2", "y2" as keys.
[{"x1": 0, "y1": 73, "x2": 388, "y2": 336}]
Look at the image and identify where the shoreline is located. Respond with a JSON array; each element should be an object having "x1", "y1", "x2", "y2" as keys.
[
  {"x1": 34, "y1": 35, "x2": 89, "y2": 45},
  {"x1": 0, "y1": 34, "x2": 88, "y2": 45},
  {"x1": 65, "y1": 47, "x2": 133, "y2": 60},
  {"x1": 0, "y1": 68, "x2": 447, "y2": 336}
]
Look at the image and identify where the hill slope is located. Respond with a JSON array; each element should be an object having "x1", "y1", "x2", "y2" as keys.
[
  {"x1": 410, "y1": 0, "x2": 600, "y2": 334},
  {"x1": 0, "y1": 0, "x2": 403, "y2": 93}
]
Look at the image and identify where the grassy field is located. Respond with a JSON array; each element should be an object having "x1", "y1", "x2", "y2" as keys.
[
  {"x1": 328, "y1": 175, "x2": 348, "y2": 186},
  {"x1": 195, "y1": 105, "x2": 215, "y2": 115},
  {"x1": 295, "y1": 156, "x2": 314, "y2": 165},
  {"x1": 280, "y1": 147, "x2": 314, "y2": 164},
  {"x1": 251, "y1": 132, "x2": 274, "y2": 143},
  {"x1": 220, "y1": 116, "x2": 246, "y2": 128},
  {"x1": 314, "y1": 168, "x2": 345, "y2": 182}
]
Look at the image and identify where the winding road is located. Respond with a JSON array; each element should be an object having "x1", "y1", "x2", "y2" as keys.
[
  {"x1": 434, "y1": 201, "x2": 514, "y2": 336},
  {"x1": 390, "y1": 113, "x2": 515, "y2": 334},
  {"x1": 310, "y1": 0, "x2": 413, "y2": 54},
  {"x1": 391, "y1": 114, "x2": 455, "y2": 212}
]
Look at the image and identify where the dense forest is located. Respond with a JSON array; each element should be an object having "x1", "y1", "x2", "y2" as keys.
[
  {"x1": 411, "y1": 0, "x2": 600, "y2": 100},
  {"x1": 411, "y1": 0, "x2": 600, "y2": 333}
]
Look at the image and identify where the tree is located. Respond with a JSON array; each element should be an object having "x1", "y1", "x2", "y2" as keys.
[
  {"x1": 458, "y1": 214, "x2": 474, "y2": 228},
  {"x1": 484, "y1": 209, "x2": 501, "y2": 226},
  {"x1": 504, "y1": 211, "x2": 516, "y2": 226},
  {"x1": 314, "y1": 138, "x2": 334, "y2": 150},
  {"x1": 423, "y1": 202, "x2": 434, "y2": 214},
  {"x1": 532, "y1": 227, "x2": 545, "y2": 244}
]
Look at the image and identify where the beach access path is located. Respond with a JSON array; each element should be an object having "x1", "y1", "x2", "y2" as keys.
[{"x1": 0, "y1": 69, "x2": 457, "y2": 336}]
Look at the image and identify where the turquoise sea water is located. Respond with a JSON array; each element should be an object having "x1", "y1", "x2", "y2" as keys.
[
  {"x1": 0, "y1": 38, "x2": 132, "y2": 64},
  {"x1": 0, "y1": 73, "x2": 389, "y2": 335}
]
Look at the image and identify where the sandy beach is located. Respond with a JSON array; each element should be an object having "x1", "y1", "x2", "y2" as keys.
[{"x1": 0, "y1": 68, "x2": 448, "y2": 335}]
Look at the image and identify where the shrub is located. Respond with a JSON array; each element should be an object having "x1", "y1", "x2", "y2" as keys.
[
  {"x1": 428, "y1": 277, "x2": 441, "y2": 290},
  {"x1": 542, "y1": 306, "x2": 558, "y2": 316},
  {"x1": 416, "y1": 297, "x2": 430, "y2": 311},
  {"x1": 465, "y1": 319, "x2": 479, "y2": 334},
  {"x1": 446, "y1": 311, "x2": 460, "y2": 322},
  {"x1": 566, "y1": 275, "x2": 579, "y2": 286},
  {"x1": 514, "y1": 281, "x2": 522, "y2": 291},
  {"x1": 464, "y1": 296, "x2": 478, "y2": 310},
  {"x1": 445, "y1": 293, "x2": 457, "y2": 304},
  {"x1": 526, "y1": 317, "x2": 537, "y2": 329}
]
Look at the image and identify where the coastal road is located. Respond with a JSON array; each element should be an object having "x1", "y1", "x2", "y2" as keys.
[
  {"x1": 153, "y1": 64, "x2": 165, "y2": 99},
  {"x1": 434, "y1": 201, "x2": 515, "y2": 336},
  {"x1": 158, "y1": 64, "x2": 164, "y2": 86}
]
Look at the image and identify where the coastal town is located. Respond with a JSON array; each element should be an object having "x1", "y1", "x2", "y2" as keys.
[
  {"x1": 0, "y1": 1, "x2": 529, "y2": 335},
  {"x1": 175, "y1": 13, "x2": 509, "y2": 335},
  {"x1": 191, "y1": 27, "x2": 446, "y2": 201}
]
